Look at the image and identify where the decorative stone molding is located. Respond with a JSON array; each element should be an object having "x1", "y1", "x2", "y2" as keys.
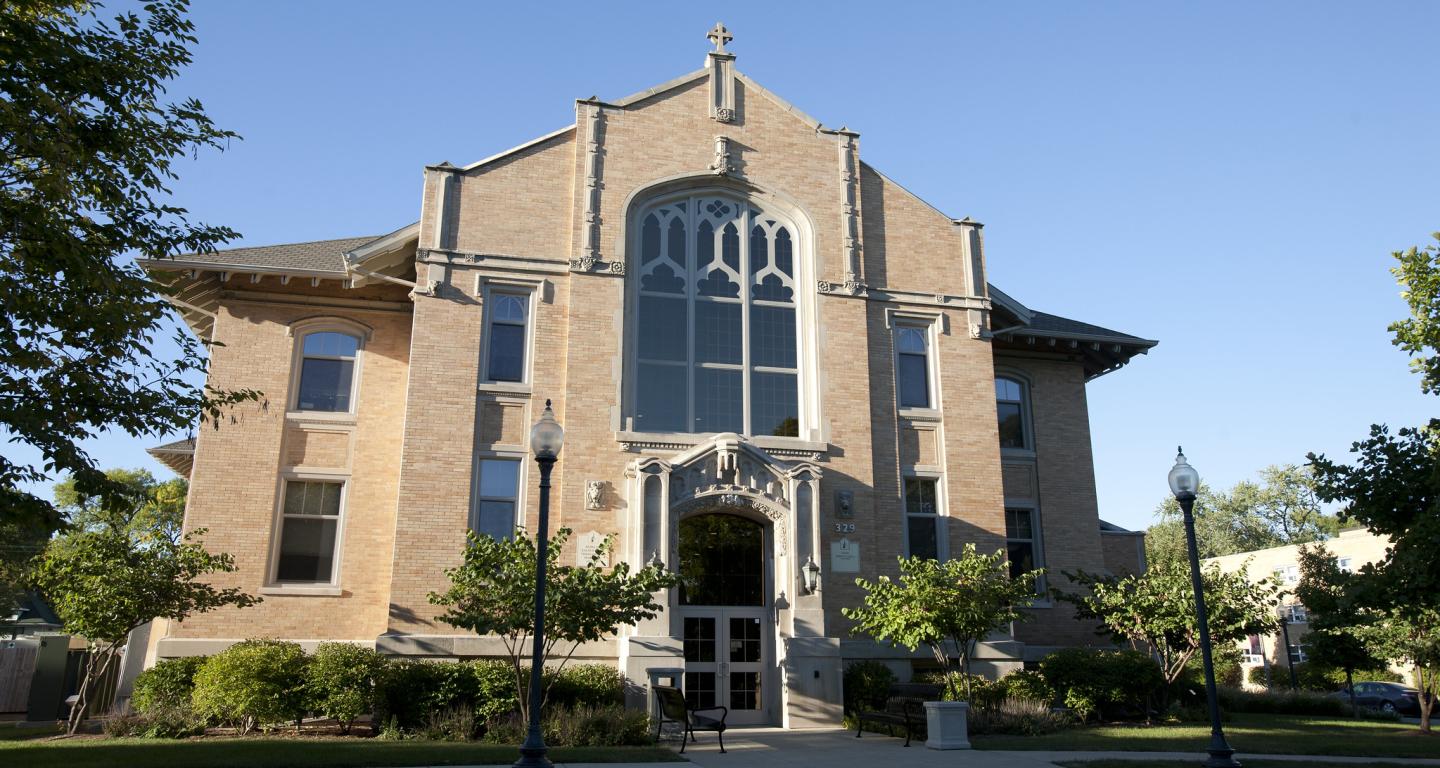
[
  {"x1": 709, "y1": 135, "x2": 737, "y2": 176},
  {"x1": 585, "y1": 480, "x2": 604, "y2": 510},
  {"x1": 706, "y1": 24, "x2": 737, "y2": 123},
  {"x1": 816, "y1": 278, "x2": 867, "y2": 297},
  {"x1": 571, "y1": 101, "x2": 614, "y2": 275},
  {"x1": 838, "y1": 130, "x2": 863, "y2": 286}
]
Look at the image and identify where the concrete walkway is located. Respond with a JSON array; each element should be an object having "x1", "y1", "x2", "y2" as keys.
[{"x1": 664, "y1": 727, "x2": 1440, "y2": 767}]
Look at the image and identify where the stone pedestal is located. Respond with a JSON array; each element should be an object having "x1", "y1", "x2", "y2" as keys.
[{"x1": 923, "y1": 700, "x2": 971, "y2": 750}]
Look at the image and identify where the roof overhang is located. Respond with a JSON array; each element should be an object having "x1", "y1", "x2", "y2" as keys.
[
  {"x1": 147, "y1": 438, "x2": 195, "y2": 477},
  {"x1": 343, "y1": 222, "x2": 421, "y2": 288}
]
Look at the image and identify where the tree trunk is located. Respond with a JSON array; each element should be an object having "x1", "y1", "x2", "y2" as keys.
[
  {"x1": 1419, "y1": 666, "x2": 1434, "y2": 734},
  {"x1": 1346, "y1": 667, "x2": 1356, "y2": 718}
]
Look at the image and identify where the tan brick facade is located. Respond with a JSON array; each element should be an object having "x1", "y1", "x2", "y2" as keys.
[{"x1": 149, "y1": 35, "x2": 1153, "y2": 727}]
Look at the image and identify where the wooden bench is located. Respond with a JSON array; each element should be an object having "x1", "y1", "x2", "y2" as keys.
[
  {"x1": 853, "y1": 683, "x2": 942, "y2": 747},
  {"x1": 653, "y1": 684, "x2": 728, "y2": 754}
]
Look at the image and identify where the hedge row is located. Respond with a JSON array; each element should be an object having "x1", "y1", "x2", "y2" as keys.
[{"x1": 130, "y1": 640, "x2": 625, "y2": 737}]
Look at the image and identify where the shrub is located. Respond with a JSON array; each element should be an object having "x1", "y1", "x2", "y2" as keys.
[
  {"x1": 1216, "y1": 687, "x2": 1350, "y2": 717},
  {"x1": 844, "y1": 661, "x2": 895, "y2": 712},
  {"x1": 969, "y1": 696, "x2": 1068, "y2": 736},
  {"x1": 546, "y1": 663, "x2": 625, "y2": 710},
  {"x1": 304, "y1": 643, "x2": 385, "y2": 733},
  {"x1": 473, "y1": 660, "x2": 520, "y2": 721},
  {"x1": 191, "y1": 639, "x2": 308, "y2": 733},
  {"x1": 1294, "y1": 662, "x2": 1403, "y2": 691},
  {"x1": 999, "y1": 669, "x2": 1055, "y2": 706},
  {"x1": 131, "y1": 656, "x2": 206, "y2": 714},
  {"x1": 484, "y1": 704, "x2": 653, "y2": 747},
  {"x1": 1246, "y1": 665, "x2": 1271, "y2": 688},
  {"x1": 1040, "y1": 648, "x2": 1163, "y2": 722},
  {"x1": 912, "y1": 669, "x2": 1002, "y2": 706},
  {"x1": 423, "y1": 704, "x2": 479, "y2": 741},
  {"x1": 374, "y1": 659, "x2": 521, "y2": 733},
  {"x1": 103, "y1": 706, "x2": 205, "y2": 738}
]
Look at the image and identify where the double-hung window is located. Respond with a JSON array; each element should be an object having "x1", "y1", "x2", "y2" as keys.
[
  {"x1": 904, "y1": 477, "x2": 941, "y2": 560},
  {"x1": 1287, "y1": 604, "x2": 1308, "y2": 623},
  {"x1": 1005, "y1": 507, "x2": 1044, "y2": 592},
  {"x1": 275, "y1": 480, "x2": 344, "y2": 584},
  {"x1": 484, "y1": 292, "x2": 530, "y2": 383},
  {"x1": 296, "y1": 332, "x2": 360, "y2": 412},
  {"x1": 996, "y1": 377, "x2": 1029, "y2": 450},
  {"x1": 473, "y1": 458, "x2": 521, "y2": 539},
  {"x1": 895, "y1": 326, "x2": 931, "y2": 409}
]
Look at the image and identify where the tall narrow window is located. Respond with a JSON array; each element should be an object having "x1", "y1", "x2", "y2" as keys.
[
  {"x1": 473, "y1": 458, "x2": 520, "y2": 539},
  {"x1": 904, "y1": 477, "x2": 940, "y2": 560},
  {"x1": 484, "y1": 293, "x2": 529, "y2": 383},
  {"x1": 996, "y1": 377, "x2": 1029, "y2": 450},
  {"x1": 896, "y1": 326, "x2": 930, "y2": 409},
  {"x1": 276, "y1": 480, "x2": 344, "y2": 583},
  {"x1": 1005, "y1": 507, "x2": 1043, "y2": 592},
  {"x1": 296, "y1": 332, "x2": 360, "y2": 412},
  {"x1": 632, "y1": 195, "x2": 800, "y2": 436}
]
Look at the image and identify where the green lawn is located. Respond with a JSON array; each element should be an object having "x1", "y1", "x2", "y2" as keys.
[
  {"x1": 1059, "y1": 762, "x2": 1436, "y2": 768},
  {"x1": 0, "y1": 726, "x2": 682, "y2": 768},
  {"x1": 972, "y1": 714, "x2": 1439, "y2": 759}
]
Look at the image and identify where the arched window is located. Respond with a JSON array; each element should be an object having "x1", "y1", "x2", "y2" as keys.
[
  {"x1": 995, "y1": 376, "x2": 1029, "y2": 450},
  {"x1": 631, "y1": 193, "x2": 800, "y2": 437},
  {"x1": 295, "y1": 331, "x2": 361, "y2": 412}
]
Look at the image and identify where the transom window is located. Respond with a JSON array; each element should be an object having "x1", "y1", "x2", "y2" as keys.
[
  {"x1": 296, "y1": 332, "x2": 360, "y2": 412},
  {"x1": 484, "y1": 293, "x2": 529, "y2": 383},
  {"x1": 632, "y1": 194, "x2": 800, "y2": 437},
  {"x1": 896, "y1": 326, "x2": 931, "y2": 409},
  {"x1": 996, "y1": 377, "x2": 1029, "y2": 450}
]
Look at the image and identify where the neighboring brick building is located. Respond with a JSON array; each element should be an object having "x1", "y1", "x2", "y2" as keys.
[{"x1": 142, "y1": 27, "x2": 1155, "y2": 727}]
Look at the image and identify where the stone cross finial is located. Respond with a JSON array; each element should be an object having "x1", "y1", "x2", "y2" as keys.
[{"x1": 707, "y1": 22, "x2": 732, "y2": 53}]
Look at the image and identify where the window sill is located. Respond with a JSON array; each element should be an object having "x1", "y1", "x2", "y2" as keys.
[
  {"x1": 286, "y1": 411, "x2": 358, "y2": 426},
  {"x1": 259, "y1": 585, "x2": 343, "y2": 597},
  {"x1": 1022, "y1": 599, "x2": 1054, "y2": 610},
  {"x1": 1000, "y1": 447, "x2": 1037, "y2": 460},
  {"x1": 898, "y1": 407, "x2": 942, "y2": 423},
  {"x1": 615, "y1": 431, "x2": 829, "y2": 455},
  {"x1": 478, "y1": 381, "x2": 532, "y2": 395}
]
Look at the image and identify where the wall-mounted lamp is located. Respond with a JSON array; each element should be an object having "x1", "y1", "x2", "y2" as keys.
[{"x1": 802, "y1": 556, "x2": 821, "y2": 595}]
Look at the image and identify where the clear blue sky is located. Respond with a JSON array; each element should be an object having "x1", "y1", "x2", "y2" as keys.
[{"x1": 36, "y1": 1, "x2": 1440, "y2": 532}]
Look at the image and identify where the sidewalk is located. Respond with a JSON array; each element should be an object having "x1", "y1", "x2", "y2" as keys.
[{"x1": 665, "y1": 727, "x2": 1440, "y2": 768}]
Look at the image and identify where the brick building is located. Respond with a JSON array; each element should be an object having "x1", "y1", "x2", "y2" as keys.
[{"x1": 142, "y1": 26, "x2": 1154, "y2": 727}]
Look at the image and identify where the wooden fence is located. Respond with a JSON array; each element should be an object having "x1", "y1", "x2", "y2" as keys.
[{"x1": 0, "y1": 640, "x2": 39, "y2": 713}]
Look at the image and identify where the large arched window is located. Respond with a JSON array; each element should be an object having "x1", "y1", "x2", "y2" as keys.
[{"x1": 631, "y1": 193, "x2": 800, "y2": 437}]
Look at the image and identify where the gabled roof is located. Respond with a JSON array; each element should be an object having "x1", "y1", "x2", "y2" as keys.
[
  {"x1": 987, "y1": 282, "x2": 1157, "y2": 380},
  {"x1": 151, "y1": 235, "x2": 379, "y2": 274}
]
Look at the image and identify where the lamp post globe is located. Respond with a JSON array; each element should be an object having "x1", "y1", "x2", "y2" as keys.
[
  {"x1": 516, "y1": 400, "x2": 563, "y2": 768},
  {"x1": 1169, "y1": 447, "x2": 1241, "y2": 768}
]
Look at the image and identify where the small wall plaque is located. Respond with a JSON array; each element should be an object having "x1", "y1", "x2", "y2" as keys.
[
  {"x1": 830, "y1": 538, "x2": 860, "y2": 573},
  {"x1": 576, "y1": 530, "x2": 608, "y2": 567},
  {"x1": 836, "y1": 490, "x2": 854, "y2": 519}
]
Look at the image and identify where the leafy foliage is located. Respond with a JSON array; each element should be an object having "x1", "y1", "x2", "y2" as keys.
[
  {"x1": 843, "y1": 544, "x2": 1041, "y2": 700},
  {"x1": 843, "y1": 660, "x2": 896, "y2": 713},
  {"x1": 1059, "y1": 559, "x2": 1279, "y2": 686},
  {"x1": 427, "y1": 527, "x2": 676, "y2": 722},
  {"x1": 0, "y1": 0, "x2": 257, "y2": 534},
  {"x1": 1146, "y1": 466, "x2": 1338, "y2": 567},
  {"x1": 28, "y1": 525, "x2": 259, "y2": 732},
  {"x1": 191, "y1": 639, "x2": 308, "y2": 734},
  {"x1": 1387, "y1": 233, "x2": 1440, "y2": 394},
  {"x1": 54, "y1": 468, "x2": 187, "y2": 543},
  {"x1": 303, "y1": 643, "x2": 384, "y2": 733},
  {"x1": 1039, "y1": 648, "x2": 1164, "y2": 722},
  {"x1": 1293, "y1": 543, "x2": 1388, "y2": 702},
  {"x1": 131, "y1": 655, "x2": 206, "y2": 714}
]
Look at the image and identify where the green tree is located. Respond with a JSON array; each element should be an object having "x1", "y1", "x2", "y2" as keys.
[
  {"x1": 1388, "y1": 232, "x2": 1440, "y2": 394},
  {"x1": 842, "y1": 544, "x2": 1041, "y2": 700},
  {"x1": 0, "y1": 0, "x2": 256, "y2": 536},
  {"x1": 428, "y1": 527, "x2": 677, "y2": 723},
  {"x1": 1059, "y1": 560, "x2": 1280, "y2": 688},
  {"x1": 1294, "y1": 543, "x2": 1387, "y2": 711},
  {"x1": 28, "y1": 525, "x2": 259, "y2": 734},
  {"x1": 1358, "y1": 608, "x2": 1440, "y2": 730},
  {"x1": 54, "y1": 468, "x2": 187, "y2": 543},
  {"x1": 1146, "y1": 467, "x2": 1338, "y2": 566}
]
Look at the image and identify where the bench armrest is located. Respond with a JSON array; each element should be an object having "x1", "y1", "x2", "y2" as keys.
[{"x1": 689, "y1": 705, "x2": 729, "y2": 722}]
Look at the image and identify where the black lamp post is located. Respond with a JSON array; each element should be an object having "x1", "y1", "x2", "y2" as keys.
[
  {"x1": 516, "y1": 400, "x2": 564, "y2": 768},
  {"x1": 1169, "y1": 447, "x2": 1241, "y2": 768},
  {"x1": 1278, "y1": 612, "x2": 1298, "y2": 691}
]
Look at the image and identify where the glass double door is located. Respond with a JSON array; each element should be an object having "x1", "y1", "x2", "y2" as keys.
[{"x1": 681, "y1": 608, "x2": 769, "y2": 725}]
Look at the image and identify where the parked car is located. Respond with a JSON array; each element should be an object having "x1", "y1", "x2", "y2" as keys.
[{"x1": 1333, "y1": 682, "x2": 1432, "y2": 716}]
